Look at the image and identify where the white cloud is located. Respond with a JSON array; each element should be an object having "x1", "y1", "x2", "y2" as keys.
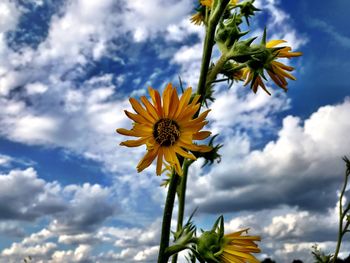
[
  {"x1": 123, "y1": 0, "x2": 194, "y2": 42},
  {"x1": 165, "y1": 18, "x2": 203, "y2": 42},
  {"x1": 50, "y1": 183, "x2": 116, "y2": 234},
  {"x1": 309, "y1": 18, "x2": 350, "y2": 49},
  {"x1": 172, "y1": 43, "x2": 203, "y2": 64},
  {"x1": 0, "y1": 154, "x2": 12, "y2": 166},
  {"x1": 25, "y1": 82, "x2": 48, "y2": 95},
  {"x1": 0, "y1": 0, "x2": 20, "y2": 33},
  {"x1": 208, "y1": 87, "x2": 290, "y2": 135},
  {"x1": 186, "y1": 99, "x2": 350, "y2": 215},
  {"x1": 36, "y1": 0, "x2": 119, "y2": 65},
  {"x1": 10, "y1": 115, "x2": 59, "y2": 144},
  {"x1": 50, "y1": 244, "x2": 92, "y2": 263}
]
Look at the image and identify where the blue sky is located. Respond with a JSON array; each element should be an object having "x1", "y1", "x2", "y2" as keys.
[{"x1": 0, "y1": 0, "x2": 349, "y2": 262}]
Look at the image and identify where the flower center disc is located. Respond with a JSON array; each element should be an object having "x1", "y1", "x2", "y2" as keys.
[{"x1": 153, "y1": 118, "x2": 180, "y2": 146}]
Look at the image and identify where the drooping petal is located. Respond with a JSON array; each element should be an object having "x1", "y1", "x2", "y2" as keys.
[
  {"x1": 178, "y1": 139, "x2": 212, "y2": 152},
  {"x1": 116, "y1": 128, "x2": 150, "y2": 137},
  {"x1": 193, "y1": 131, "x2": 211, "y2": 140},
  {"x1": 137, "y1": 146, "x2": 159, "y2": 172},
  {"x1": 120, "y1": 137, "x2": 150, "y2": 147},
  {"x1": 156, "y1": 148, "x2": 163, "y2": 176},
  {"x1": 174, "y1": 145, "x2": 197, "y2": 160}
]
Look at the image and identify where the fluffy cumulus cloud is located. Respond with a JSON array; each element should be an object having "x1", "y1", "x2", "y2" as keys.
[
  {"x1": 222, "y1": 203, "x2": 343, "y2": 262},
  {"x1": 122, "y1": 0, "x2": 194, "y2": 42},
  {"x1": 0, "y1": 167, "x2": 116, "y2": 227},
  {"x1": 0, "y1": 167, "x2": 122, "y2": 262},
  {"x1": 0, "y1": 168, "x2": 64, "y2": 221},
  {"x1": 187, "y1": 98, "x2": 350, "y2": 214}
]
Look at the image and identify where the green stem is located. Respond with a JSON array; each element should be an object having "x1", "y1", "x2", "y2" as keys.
[
  {"x1": 197, "y1": 0, "x2": 230, "y2": 102},
  {"x1": 333, "y1": 172, "x2": 349, "y2": 263},
  {"x1": 211, "y1": 78, "x2": 230, "y2": 83},
  {"x1": 206, "y1": 53, "x2": 228, "y2": 86},
  {"x1": 158, "y1": 172, "x2": 180, "y2": 263},
  {"x1": 171, "y1": 160, "x2": 193, "y2": 263}
]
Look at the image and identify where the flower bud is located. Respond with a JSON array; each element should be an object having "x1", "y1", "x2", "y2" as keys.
[
  {"x1": 237, "y1": 0, "x2": 260, "y2": 25},
  {"x1": 197, "y1": 231, "x2": 223, "y2": 263}
]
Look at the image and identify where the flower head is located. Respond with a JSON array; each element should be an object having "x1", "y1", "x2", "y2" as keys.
[
  {"x1": 219, "y1": 229, "x2": 261, "y2": 263},
  {"x1": 191, "y1": 0, "x2": 239, "y2": 25},
  {"x1": 243, "y1": 30, "x2": 302, "y2": 95},
  {"x1": 190, "y1": 12, "x2": 204, "y2": 25},
  {"x1": 196, "y1": 216, "x2": 261, "y2": 263},
  {"x1": 201, "y1": 0, "x2": 238, "y2": 8},
  {"x1": 117, "y1": 83, "x2": 211, "y2": 176}
]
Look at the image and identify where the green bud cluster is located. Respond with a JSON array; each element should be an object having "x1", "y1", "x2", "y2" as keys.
[
  {"x1": 192, "y1": 135, "x2": 223, "y2": 167},
  {"x1": 196, "y1": 216, "x2": 226, "y2": 262},
  {"x1": 236, "y1": 0, "x2": 260, "y2": 25},
  {"x1": 216, "y1": 15, "x2": 247, "y2": 53},
  {"x1": 197, "y1": 231, "x2": 223, "y2": 263}
]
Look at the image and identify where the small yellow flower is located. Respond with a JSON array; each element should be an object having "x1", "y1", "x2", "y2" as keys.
[
  {"x1": 243, "y1": 39, "x2": 302, "y2": 95},
  {"x1": 191, "y1": 0, "x2": 239, "y2": 25},
  {"x1": 117, "y1": 83, "x2": 211, "y2": 176},
  {"x1": 201, "y1": 0, "x2": 238, "y2": 7},
  {"x1": 242, "y1": 69, "x2": 271, "y2": 95},
  {"x1": 190, "y1": 12, "x2": 205, "y2": 25},
  {"x1": 220, "y1": 229, "x2": 261, "y2": 263}
]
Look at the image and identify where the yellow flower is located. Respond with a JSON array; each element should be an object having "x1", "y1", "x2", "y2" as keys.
[
  {"x1": 201, "y1": 0, "x2": 238, "y2": 7},
  {"x1": 243, "y1": 39, "x2": 302, "y2": 95},
  {"x1": 190, "y1": 12, "x2": 205, "y2": 25},
  {"x1": 191, "y1": 0, "x2": 239, "y2": 25},
  {"x1": 117, "y1": 83, "x2": 211, "y2": 176},
  {"x1": 220, "y1": 229, "x2": 261, "y2": 263},
  {"x1": 242, "y1": 68, "x2": 271, "y2": 95}
]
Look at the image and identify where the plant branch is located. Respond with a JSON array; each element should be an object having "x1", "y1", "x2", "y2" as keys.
[{"x1": 157, "y1": 172, "x2": 180, "y2": 263}]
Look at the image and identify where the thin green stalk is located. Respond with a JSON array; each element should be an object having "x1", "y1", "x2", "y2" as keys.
[
  {"x1": 333, "y1": 172, "x2": 349, "y2": 262},
  {"x1": 211, "y1": 78, "x2": 230, "y2": 83},
  {"x1": 158, "y1": 172, "x2": 180, "y2": 263},
  {"x1": 197, "y1": 0, "x2": 230, "y2": 102},
  {"x1": 171, "y1": 160, "x2": 193, "y2": 263},
  {"x1": 206, "y1": 53, "x2": 228, "y2": 86}
]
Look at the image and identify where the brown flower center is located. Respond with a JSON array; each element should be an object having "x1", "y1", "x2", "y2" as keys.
[{"x1": 153, "y1": 118, "x2": 180, "y2": 146}]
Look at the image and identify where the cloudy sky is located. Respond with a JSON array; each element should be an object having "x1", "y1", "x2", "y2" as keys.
[{"x1": 0, "y1": 0, "x2": 349, "y2": 262}]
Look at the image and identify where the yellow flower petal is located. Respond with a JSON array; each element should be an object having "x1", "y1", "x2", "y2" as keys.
[
  {"x1": 141, "y1": 96, "x2": 160, "y2": 120},
  {"x1": 148, "y1": 87, "x2": 163, "y2": 116},
  {"x1": 162, "y1": 83, "x2": 173, "y2": 117},
  {"x1": 174, "y1": 145, "x2": 197, "y2": 160},
  {"x1": 156, "y1": 148, "x2": 163, "y2": 176},
  {"x1": 129, "y1": 98, "x2": 155, "y2": 122},
  {"x1": 193, "y1": 131, "x2": 211, "y2": 140},
  {"x1": 120, "y1": 137, "x2": 149, "y2": 147},
  {"x1": 266, "y1": 39, "x2": 286, "y2": 48},
  {"x1": 137, "y1": 146, "x2": 159, "y2": 172}
]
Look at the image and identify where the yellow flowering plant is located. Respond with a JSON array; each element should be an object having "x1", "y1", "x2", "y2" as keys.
[{"x1": 117, "y1": 0, "x2": 303, "y2": 262}]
